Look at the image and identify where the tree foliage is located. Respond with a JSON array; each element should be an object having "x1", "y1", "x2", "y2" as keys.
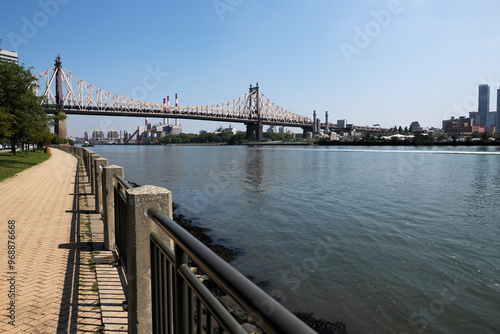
[
  {"x1": 263, "y1": 132, "x2": 292, "y2": 141},
  {"x1": 0, "y1": 61, "x2": 53, "y2": 154},
  {"x1": 157, "y1": 131, "x2": 292, "y2": 145},
  {"x1": 158, "y1": 132, "x2": 247, "y2": 144}
]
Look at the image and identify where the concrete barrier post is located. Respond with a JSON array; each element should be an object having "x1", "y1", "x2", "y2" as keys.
[
  {"x1": 85, "y1": 151, "x2": 91, "y2": 181},
  {"x1": 89, "y1": 154, "x2": 99, "y2": 196},
  {"x1": 94, "y1": 158, "x2": 108, "y2": 214},
  {"x1": 75, "y1": 146, "x2": 82, "y2": 158},
  {"x1": 126, "y1": 185, "x2": 172, "y2": 334},
  {"x1": 102, "y1": 165, "x2": 124, "y2": 250},
  {"x1": 83, "y1": 149, "x2": 90, "y2": 172}
]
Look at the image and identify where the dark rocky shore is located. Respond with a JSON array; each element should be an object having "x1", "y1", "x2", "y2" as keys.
[
  {"x1": 172, "y1": 204, "x2": 239, "y2": 262},
  {"x1": 172, "y1": 204, "x2": 348, "y2": 334}
]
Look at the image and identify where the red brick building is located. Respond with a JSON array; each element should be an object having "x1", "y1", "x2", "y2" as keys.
[{"x1": 443, "y1": 116, "x2": 485, "y2": 135}]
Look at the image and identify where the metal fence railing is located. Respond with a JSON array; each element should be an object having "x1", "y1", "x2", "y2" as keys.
[
  {"x1": 148, "y1": 208, "x2": 316, "y2": 334},
  {"x1": 114, "y1": 175, "x2": 133, "y2": 270},
  {"x1": 149, "y1": 218, "x2": 247, "y2": 333}
]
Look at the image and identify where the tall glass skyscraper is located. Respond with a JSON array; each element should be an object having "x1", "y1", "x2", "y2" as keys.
[{"x1": 478, "y1": 84, "x2": 490, "y2": 125}]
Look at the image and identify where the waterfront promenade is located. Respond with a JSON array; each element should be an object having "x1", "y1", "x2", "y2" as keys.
[{"x1": 0, "y1": 148, "x2": 126, "y2": 333}]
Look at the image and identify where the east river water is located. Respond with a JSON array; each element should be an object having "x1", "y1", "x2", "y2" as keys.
[{"x1": 90, "y1": 144, "x2": 500, "y2": 334}]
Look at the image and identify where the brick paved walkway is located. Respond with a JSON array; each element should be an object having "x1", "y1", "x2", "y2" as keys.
[{"x1": 0, "y1": 149, "x2": 104, "y2": 333}]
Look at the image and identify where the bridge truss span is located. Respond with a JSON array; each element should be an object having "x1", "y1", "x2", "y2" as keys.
[
  {"x1": 35, "y1": 65, "x2": 166, "y2": 114},
  {"x1": 35, "y1": 58, "x2": 312, "y2": 130}
]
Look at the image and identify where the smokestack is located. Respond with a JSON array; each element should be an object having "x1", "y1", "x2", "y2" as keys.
[
  {"x1": 325, "y1": 111, "x2": 329, "y2": 135},
  {"x1": 145, "y1": 117, "x2": 148, "y2": 126},
  {"x1": 167, "y1": 96, "x2": 170, "y2": 124},
  {"x1": 313, "y1": 110, "x2": 316, "y2": 137},
  {"x1": 163, "y1": 98, "x2": 167, "y2": 124},
  {"x1": 497, "y1": 87, "x2": 500, "y2": 131},
  {"x1": 175, "y1": 93, "x2": 178, "y2": 126}
]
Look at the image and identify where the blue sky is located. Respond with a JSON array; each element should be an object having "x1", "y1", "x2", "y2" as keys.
[{"x1": 2, "y1": 0, "x2": 500, "y2": 136}]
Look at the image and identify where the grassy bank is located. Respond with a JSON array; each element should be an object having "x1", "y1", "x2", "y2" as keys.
[{"x1": 0, "y1": 150, "x2": 51, "y2": 181}]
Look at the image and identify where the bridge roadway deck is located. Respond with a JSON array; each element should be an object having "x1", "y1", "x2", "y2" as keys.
[
  {"x1": 44, "y1": 107, "x2": 314, "y2": 129},
  {"x1": 0, "y1": 148, "x2": 126, "y2": 333}
]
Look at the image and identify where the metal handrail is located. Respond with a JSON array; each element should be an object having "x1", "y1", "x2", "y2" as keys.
[
  {"x1": 148, "y1": 207, "x2": 316, "y2": 334},
  {"x1": 115, "y1": 175, "x2": 134, "y2": 205},
  {"x1": 116, "y1": 175, "x2": 133, "y2": 190}
]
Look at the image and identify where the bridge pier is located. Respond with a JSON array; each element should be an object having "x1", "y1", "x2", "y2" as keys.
[
  {"x1": 246, "y1": 122, "x2": 263, "y2": 141},
  {"x1": 302, "y1": 126, "x2": 313, "y2": 139},
  {"x1": 54, "y1": 117, "x2": 67, "y2": 139},
  {"x1": 54, "y1": 55, "x2": 67, "y2": 139}
]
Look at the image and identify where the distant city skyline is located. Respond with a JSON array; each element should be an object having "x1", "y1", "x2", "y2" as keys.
[{"x1": 2, "y1": 1, "x2": 500, "y2": 136}]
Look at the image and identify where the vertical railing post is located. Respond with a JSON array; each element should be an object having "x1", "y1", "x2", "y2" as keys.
[
  {"x1": 94, "y1": 158, "x2": 108, "y2": 214},
  {"x1": 174, "y1": 245, "x2": 189, "y2": 333},
  {"x1": 126, "y1": 185, "x2": 172, "y2": 334},
  {"x1": 102, "y1": 165, "x2": 124, "y2": 250}
]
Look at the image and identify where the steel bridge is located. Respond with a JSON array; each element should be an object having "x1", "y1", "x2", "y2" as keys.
[{"x1": 35, "y1": 56, "x2": 313, "y2": 140}]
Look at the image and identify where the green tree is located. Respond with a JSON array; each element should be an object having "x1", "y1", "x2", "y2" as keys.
[
  {"x1": 436, "y1": 133, "x2": 448, "y2": 142},
  {"x1": 0, "y1": 106, "x2": 15, "y2": 139},
  {"x1": 471, "y1": 131, "x2": 481, "y2": 138},
  {"x1": 0, "y1": 61, "x2": 49, "y2": 155},
  {"x1": 218, "y1": 132, "x2": 232, "y2": 143},
  {"x1": 229, "y1": 132, "x2": 247, "y2": 144}
]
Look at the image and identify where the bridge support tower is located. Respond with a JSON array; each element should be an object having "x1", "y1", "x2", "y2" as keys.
[
  {"x1": 246, "y1": 122, "x2": 263, "y2": 141},
  {"x1": 54, "y1": 56, "x2": 67, "y2": 139},
  {"x1": 245, "y1": 83, "x2": 263, "y2": 141}
]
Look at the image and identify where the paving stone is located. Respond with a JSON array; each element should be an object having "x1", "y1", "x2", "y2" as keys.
[{"x1": 0, "y1": 149, "x2": 110, "y2": 333}]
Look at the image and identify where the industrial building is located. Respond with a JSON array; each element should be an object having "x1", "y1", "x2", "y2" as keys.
[{"x1": 134, "y1": 117, "x2": 182, "y2": 143}]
